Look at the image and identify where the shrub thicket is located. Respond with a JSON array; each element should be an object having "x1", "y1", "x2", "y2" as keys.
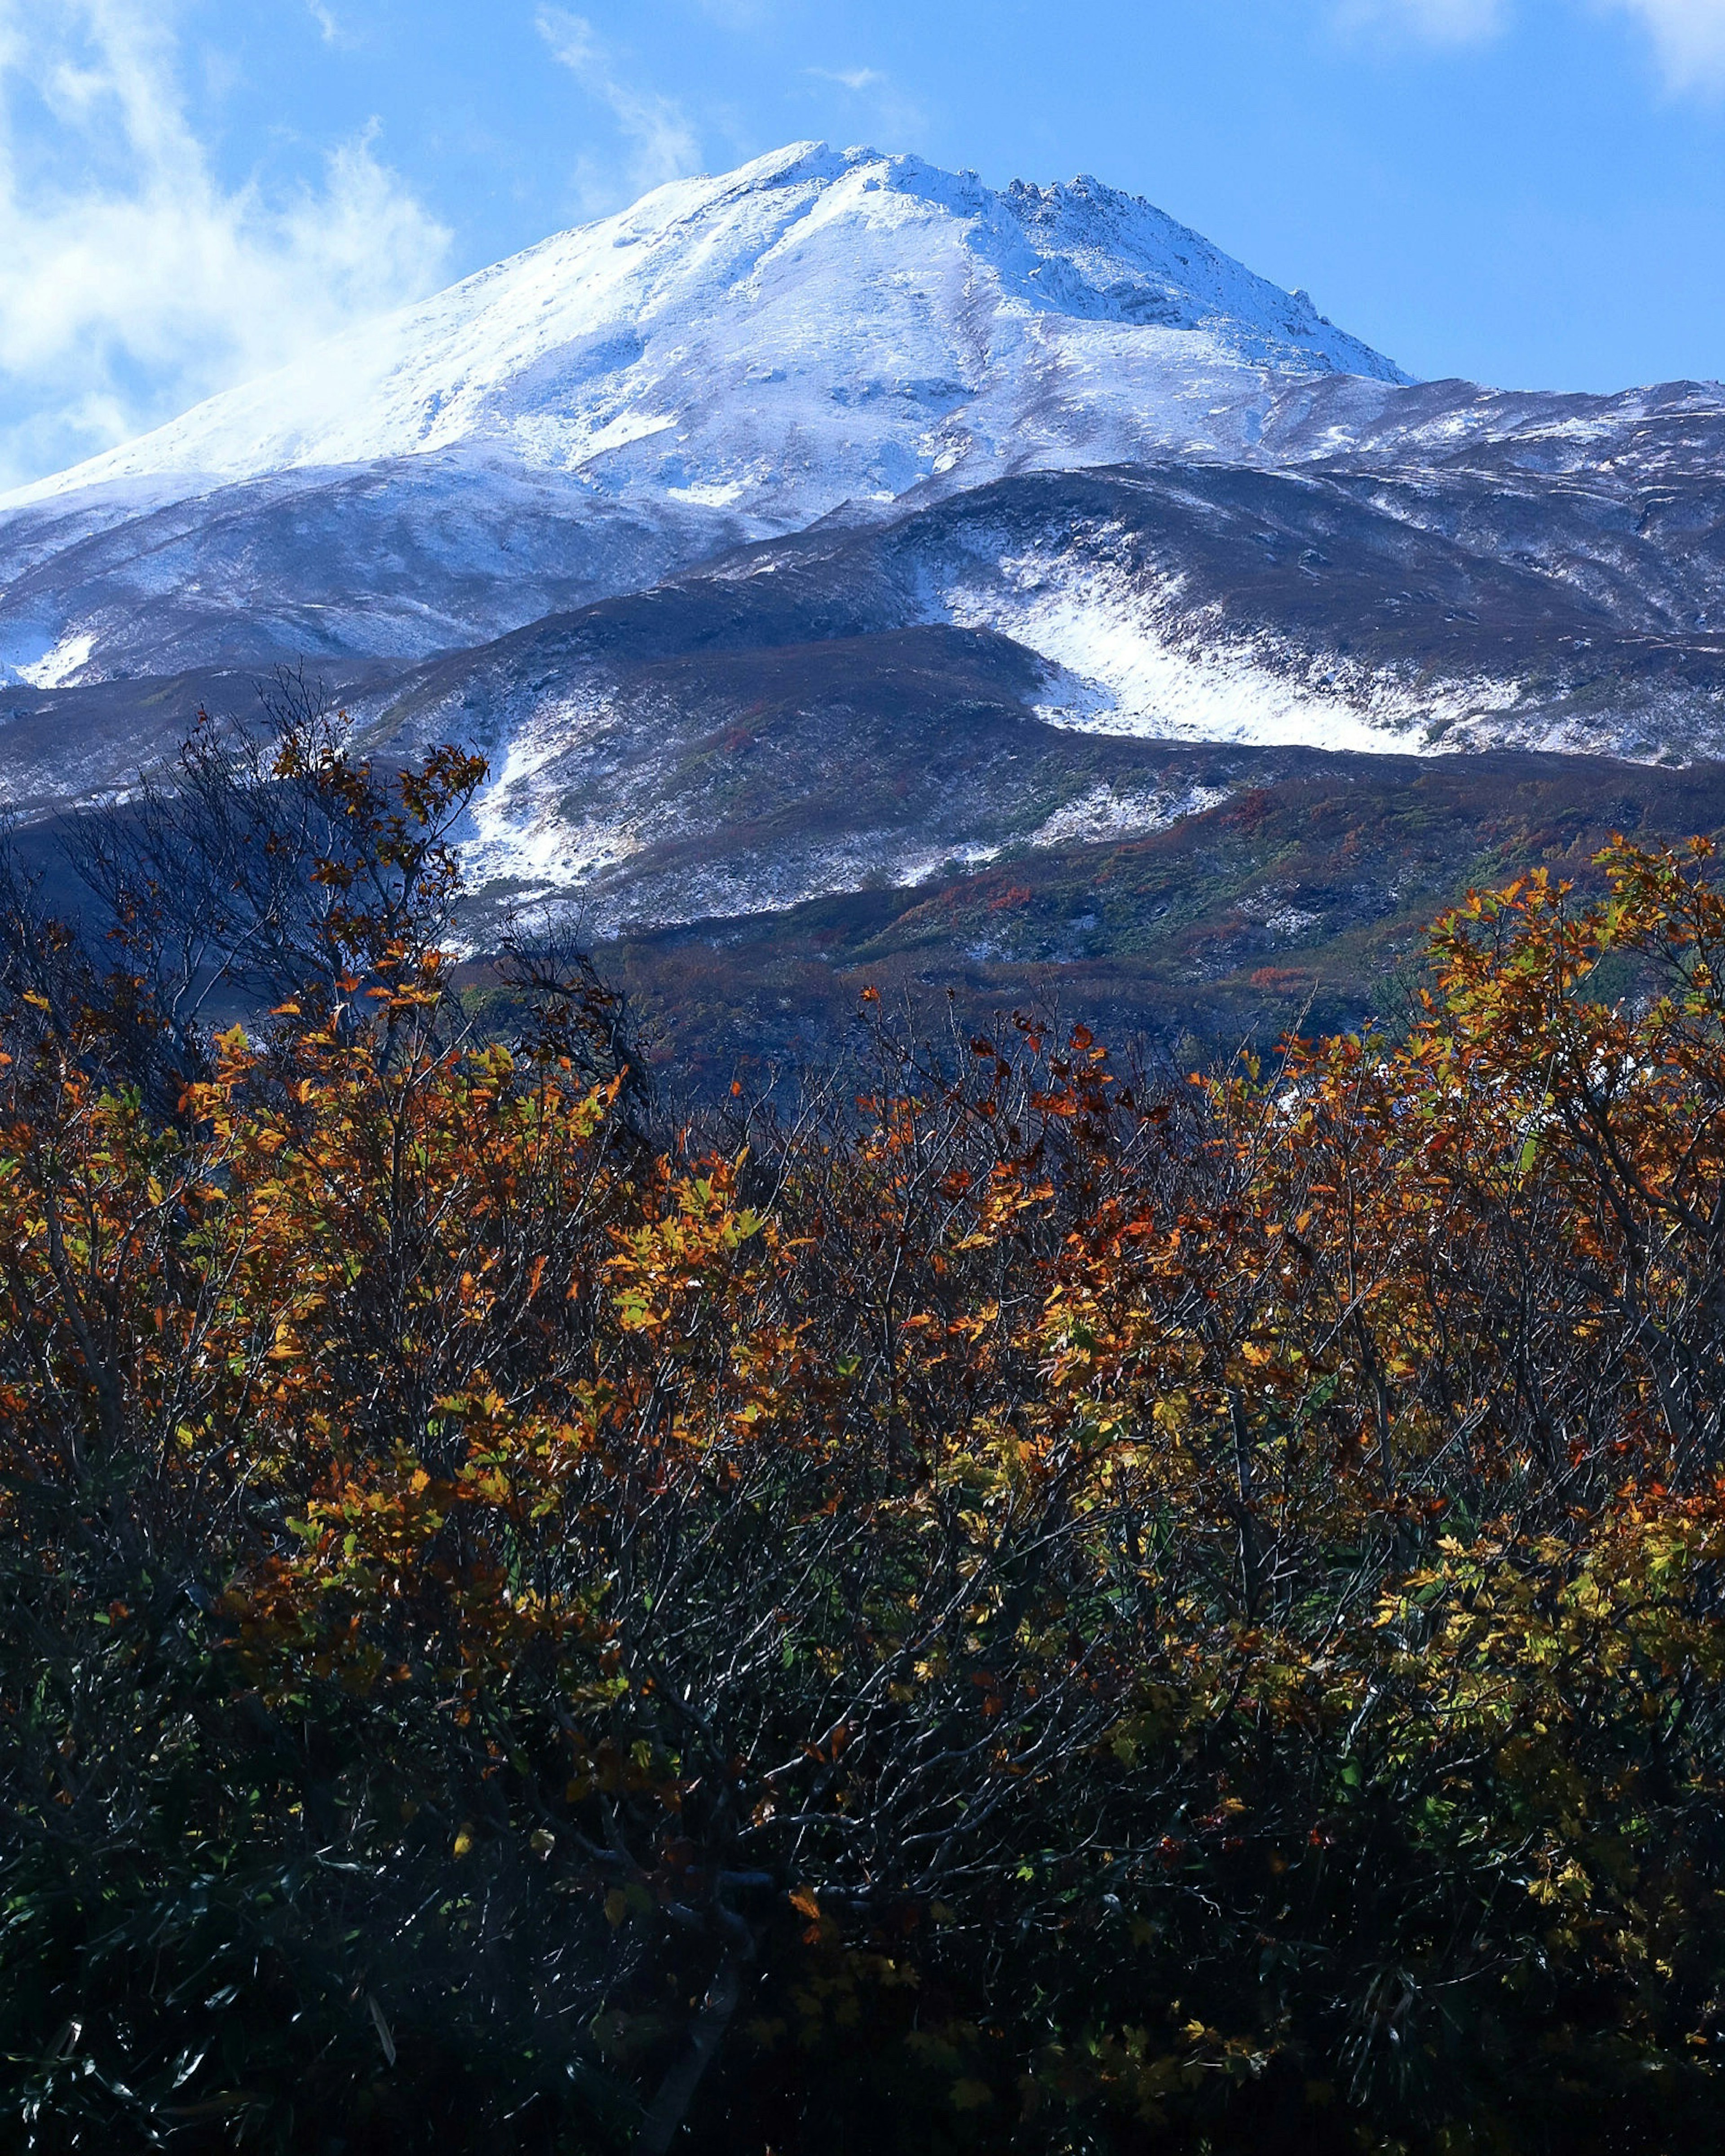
[{"x1": 4, "y1": 715, "x2": 1725, "y2": 2153}]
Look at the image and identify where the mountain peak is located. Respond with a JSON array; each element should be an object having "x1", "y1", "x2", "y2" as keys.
[{"x1": 4, "y1": 141, "x2": 1407, "y2": 521}]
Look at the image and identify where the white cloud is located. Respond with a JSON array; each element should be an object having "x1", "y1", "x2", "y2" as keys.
[
  {"x1": 536, "y1": 9, "x2": 703, "y2": 212},
  {"x1": 806, "y1": 66, "x2": 889, "y2": 92},
  {"x1": 1334, "y1": 0, "x2": 1507, "y2": 45},
  {"x1": 0, "y1": 0, "x2": 449, "y2": 490},
  {"x1": 799, "y1": 61, "x2": 929, "y2": 146},
  {"x1": 1337, "y1": 0, "x2": 1725, "y2": 78},
  {"x1": 1603, "y1": 0, "x2": 1725, "y2": 86}
]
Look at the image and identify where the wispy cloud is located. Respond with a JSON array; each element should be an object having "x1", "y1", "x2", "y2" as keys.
[
  {"x1": 305, "y1": 0, "x2": 341, "y2": 43},
  {"x1": 535, "y1": 9, "x2": 703, "y2": 212},
  {"x1": 1333, "y1": 0, "x2": 1506, "y2": 46},
  {"x1": 1603, "y1": 0, "x2": 1725, "y2": 88},
  {"x1": 0, "y1": 0, "x2": 450, "y2": 490},
  {"x1": 1336, "y1": 0, "x2": 1725, "y2": 80},
  {"x1": 799, "y1": 60, "x2": 928, "y2": 147},
  {"x1": 806, "y1": 65, "x2": 888, "y2": 92}
]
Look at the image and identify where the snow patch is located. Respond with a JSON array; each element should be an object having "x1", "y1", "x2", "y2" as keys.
[
  {"x1": 464, "y1": 699, "x2": 647, "y2": 889},
  {"x1": 1256, "y1": 903, "x2": 1322, "y2": 938},
  {"x1": 666, "y1": 479, "x2": 749, "y2": 508},
  {"x1": 14, "y1": 631, "x2": 94, "y2": 689},
  {"x1": 1027, "y1": 781, "x2": 1234, "y2": 848},
  {"x1": 949, "y1": 559, "x2": 1523, "y2": 756}
]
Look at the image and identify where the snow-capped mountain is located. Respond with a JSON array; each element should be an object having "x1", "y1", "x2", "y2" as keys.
[
  {"x1": 4, "y1": 139, "x2": 1725, "y2": 1014},
  {"x1": 0, "y1": 141, "x2": 1406, "y2": 686},
  {"x1": 9, "y1": 141, "x2": 1403, "y2": 511}
]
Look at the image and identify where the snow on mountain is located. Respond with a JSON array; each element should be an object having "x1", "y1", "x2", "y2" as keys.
[
  {"x1": 7, "y1": 132, "x2": 1725, "y2": 947},
  {"x1": 5, "y1": 141, "x2": 1406, "y2": 514},
  {"x1": 0, "y1": 141, "x2": 1412, "y2": 688},
  {"x1": 344, "y1": 459, "x2": 1725, "y2": 929}
]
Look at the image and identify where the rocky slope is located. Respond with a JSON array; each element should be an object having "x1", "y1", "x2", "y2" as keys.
[{"x1": 328, "y1": 453, "x2": 1723, "y2": 941}]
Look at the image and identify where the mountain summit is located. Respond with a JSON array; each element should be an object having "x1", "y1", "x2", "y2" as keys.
[
  {"x1": 9, "y1": 141, "x2": 1407, "y2": 515},
  {"x1": 0, "y1": 147, "x2": 1414, "y2": 685},
  {"x1": 0, "y1": 143, "x2": 1412, "y2": 687}
]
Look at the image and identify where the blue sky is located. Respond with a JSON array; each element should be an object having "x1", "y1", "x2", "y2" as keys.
[{"x1": 0, "y1": 0, "x2": 1722, "y2": 488}]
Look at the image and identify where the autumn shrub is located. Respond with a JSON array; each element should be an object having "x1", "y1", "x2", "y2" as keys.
[{"x1": 4, "y1": 716, "x2": 1725, "y2": 2154}]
